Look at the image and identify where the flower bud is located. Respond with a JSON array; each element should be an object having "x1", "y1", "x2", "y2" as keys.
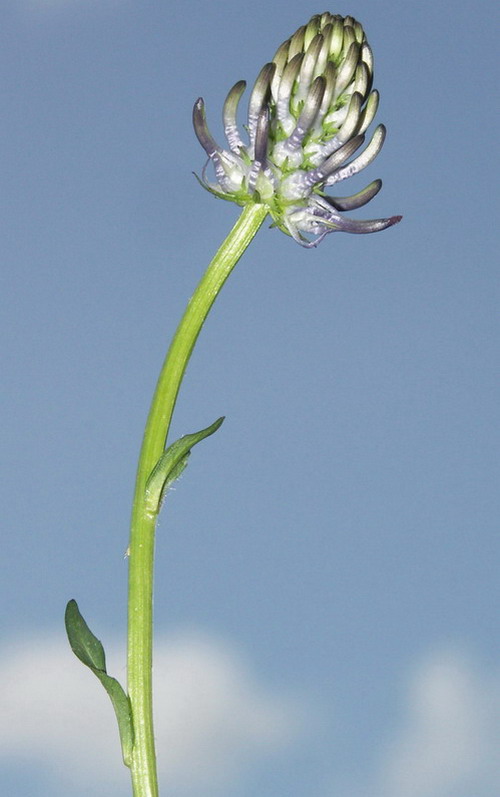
[{"x1": 193, "y1": 13, "x2": 401, "y2": 247}]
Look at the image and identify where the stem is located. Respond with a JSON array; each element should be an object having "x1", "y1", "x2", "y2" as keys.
[{"x1": 127, "y1": 203, "x2": 268, "y2": 796}]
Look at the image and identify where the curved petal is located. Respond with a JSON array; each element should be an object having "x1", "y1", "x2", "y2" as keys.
[
  {"x1": 286, "y1": 24, "x2": 306, "y2": 61},
  {"x1": 304, "y1": 134, "x2": 365, "y2": 187},
  {"x1": 247, "y1": 62, "x2": 275, "y2": 145},
  {"x1": 358, "y1": 90, "x2": 379, "y2": 135},
  {"x1": 276, "y1": 53, "x2": 303, "y2": 134},
  {"x1": 323, "y1": 178, "x2": 382, "y2": 210},
  {"x1": 325, "y1": 124, "x2": 386, "y2": 185},
  {"x1": 295, "y1": 33, "x2": 324, "y2": 102},
  {"x1": 353, "y1": 62, "x2": 370, "y2": 99},
  {"x1": 223, "y1": 81, "x2": 247, "y2": 152},
  {"x1": 329, "y1": 213, "x2": 402, "y2": 234},
  {"x1": 334, "y1": 41, "x2": 360, "y2": 96},
  {"x1": 336, "y1": 91, "x2": 363, "y2": 143},
  {"x1": 270, "y1": 40, "x2": 290, "y2": 100},
  {"x1": 285, "y1": 76, "x2": 326, "y2": 153},
  {"x1": 253, "y1": 106, "x2": 270, "y2": 167},
  {"x1": 192, "y1": 98, "x2": 221, "y2": 157}
]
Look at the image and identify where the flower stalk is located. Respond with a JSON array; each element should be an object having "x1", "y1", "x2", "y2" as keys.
[{"x1": 126, "y1": 203, "x2": 268, "y2": 796}]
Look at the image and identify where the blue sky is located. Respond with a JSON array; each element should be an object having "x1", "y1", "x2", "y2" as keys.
[{"x1": 1, "y1": 1, "x2": 499, "y2": 796}]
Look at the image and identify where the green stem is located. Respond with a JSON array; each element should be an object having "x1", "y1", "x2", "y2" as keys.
[{"x1": 127, "y1": 203, "x2": 268, "y2": 797}]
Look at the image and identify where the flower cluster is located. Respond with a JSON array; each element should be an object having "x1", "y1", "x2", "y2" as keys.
[{"x1": 193, "y1": 12, "x2": 401, "y2": 247}]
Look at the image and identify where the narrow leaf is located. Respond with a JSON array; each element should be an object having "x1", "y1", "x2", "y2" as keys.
[
  {"x1": 145, "y1": 416, "x2": 224, "y2": 515},
  {"x1": 91, "y1": 670, "x2": 134, "y2": 767},
  {"x1": 65, "y1": 600, "x2": 134, "y2": 767}
]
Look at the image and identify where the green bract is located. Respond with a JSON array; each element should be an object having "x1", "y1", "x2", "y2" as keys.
[{"x1": 193, "y1": 12, "x2": 401, "y2": 247}]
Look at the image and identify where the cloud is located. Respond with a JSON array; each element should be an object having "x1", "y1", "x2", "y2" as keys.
[
  {"x1": 2, "y1": 635, "x2": 498, "y2": 797},
  {"x1": 0, "y1": 630, "x2": 305, "y2": 796},
  {"x1": 378, "y1": 650, "x2": 500, "y2": 797},
  {"x1": 335, "y1": 649, "x2": 500, "y2": 797}
]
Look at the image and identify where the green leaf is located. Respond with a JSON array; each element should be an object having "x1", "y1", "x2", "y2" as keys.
[
  {"x1": 65, "y1": 598, "x2": 106, "y2": 671},
  {"x1": 65, "y1": 600, "x2": 134, "y2": 767},
  {"x1": 145, "y1": 416, "x2": 224, "y2": 515}
]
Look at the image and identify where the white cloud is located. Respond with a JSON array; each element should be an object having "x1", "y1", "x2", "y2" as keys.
[
  {"x1": 334, "y1": 649, "x2": 500, "y2": 797},
  {"x1": 379, "y1": 650, "x2": 500, "y2": 797},
  {"x1": 152, "y1": 632, "x2": 304, "y2": 792},
  {"x1": 0, "y1": 630, "x2": 305, "y2": 796},
  {"x1": 3, "y1": 636, "x2": 498, "y2": 797}
]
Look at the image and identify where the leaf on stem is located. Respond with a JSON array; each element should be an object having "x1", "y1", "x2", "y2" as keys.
[
  {"x1": 144, "y1": 416, "x2": 225, "y2": 515},
  {"x1": 64, "y1": 599, "x2": 134, "y2": 767}
]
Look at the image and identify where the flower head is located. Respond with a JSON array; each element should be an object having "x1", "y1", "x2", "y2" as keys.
[{"x1": 193, "y1": 12, "x2": 401, "y2": 247}]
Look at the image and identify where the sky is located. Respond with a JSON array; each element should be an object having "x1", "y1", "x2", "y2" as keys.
[{"x1": 0, "y1": 0, "x2": 499, "y2": 796}]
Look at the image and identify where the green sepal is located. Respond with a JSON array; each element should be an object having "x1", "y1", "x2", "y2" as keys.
[
  {"x1": 192, "y1": 172, "x2": 237, "y2": 202},
  {"x1": 64, "y1": 599, "x2": 134, "y2": 767},
  {"x1": 145, "y1": 416, "x2": 224, "y2": 515}
]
